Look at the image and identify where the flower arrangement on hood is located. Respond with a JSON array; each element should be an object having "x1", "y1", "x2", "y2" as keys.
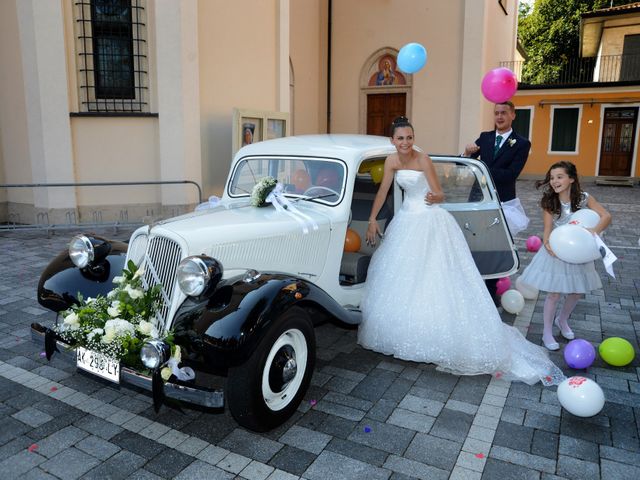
[
  {"x1": 55, "y1": 260, "x2": 171, "y2": 366},
  {"x1": 250, "y1": 176, "x2": 278, "y2": 207}
]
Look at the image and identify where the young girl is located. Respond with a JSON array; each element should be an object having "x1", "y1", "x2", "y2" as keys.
[{"x1": 519, "y1": 161, "x2": 611, "y2": 350}]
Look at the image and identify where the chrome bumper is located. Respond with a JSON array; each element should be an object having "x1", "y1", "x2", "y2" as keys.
[{"x1": 30, "y1": 323, "x2": 224, "y2": 409}]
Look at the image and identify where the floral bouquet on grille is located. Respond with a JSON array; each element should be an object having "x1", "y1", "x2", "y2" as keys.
[{"x1": 54, "y1": 260, "x2": 173, "y2": 367}]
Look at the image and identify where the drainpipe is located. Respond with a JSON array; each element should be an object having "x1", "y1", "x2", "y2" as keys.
[{"x1": 326, "y1": 0, "x2": 332, "y2": 133}]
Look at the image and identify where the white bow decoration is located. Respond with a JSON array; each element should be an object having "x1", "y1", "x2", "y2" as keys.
[
  {"x1": 167, "y1": 356, "x2": 195, "y2": 381},
  {"x1": 266, "y1": 184, "x2": 318, "y2": 234}
]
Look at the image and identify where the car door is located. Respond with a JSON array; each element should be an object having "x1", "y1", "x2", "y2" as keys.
[{"x1": 408, "y1": 156, "x2": 519, "y2": 279}]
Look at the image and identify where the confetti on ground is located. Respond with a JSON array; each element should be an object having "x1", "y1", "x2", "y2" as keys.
[
  {"x1": 28, "y1": 444, "x2": 38, "y2": 452},
  {"x1": 475, "y1": 453, "x2": 484, "y2": 459},
  {"x1": 364, "y1": 426, "x2": 371, "y2": 433},
  {"x1": 39, "y1": 352, "x2": 46, "y2": 358},
  {"x1": 50, "y1": 386, "x2": 58, "y2": 392},
  {"x1": 309, "y1": 399, "x2": 317, "y2": 406},
  {"x1": 494, "y1": 372, "x2": 502, "y2": 379},
  {"x1": 545, "y1": 376, "x2": 552, "y2": 383}
]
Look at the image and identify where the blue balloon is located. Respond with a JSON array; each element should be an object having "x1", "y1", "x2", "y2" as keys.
[{"x1": 397, "y1": 43, "x2": 427, "y2": 74}]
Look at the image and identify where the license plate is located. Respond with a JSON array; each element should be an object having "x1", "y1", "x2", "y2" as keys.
[{"x1": 76, "y1": 347, "x2": 120, "y2": 384}]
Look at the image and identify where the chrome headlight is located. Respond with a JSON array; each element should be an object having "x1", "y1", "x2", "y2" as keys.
[
  {"x1": 177, "y1": 257, "x2": 210, "y2": 296},
  {"x1": 177, "y1": 256, "x2": 223, "y2": 297},
  {"x1": 140, "y1": 340, "x2": 170, "y2": 369},
  {"x1": 69, "y1": 235, "x2": 94, "y2": 268}
]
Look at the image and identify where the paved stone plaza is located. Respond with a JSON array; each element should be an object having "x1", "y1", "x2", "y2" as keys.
[{"x1": 0, "y1": 179, "x2": 638, "y2": 479}]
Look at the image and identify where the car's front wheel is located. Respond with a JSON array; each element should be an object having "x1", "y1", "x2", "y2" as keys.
[{"x1": 227, "y1": 307, "x2": 315, "y2": 431}]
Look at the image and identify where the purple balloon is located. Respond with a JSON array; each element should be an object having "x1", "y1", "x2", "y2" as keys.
[{"x1": 564, "y1": 339, "x2": 596, "y2": 370}]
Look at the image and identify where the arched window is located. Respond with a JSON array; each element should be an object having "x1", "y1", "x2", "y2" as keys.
[{"x1": 359, "y1": 48, "x2": 412, "y2": 135}]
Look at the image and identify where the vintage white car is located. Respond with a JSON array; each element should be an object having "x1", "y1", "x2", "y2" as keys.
[{"x1": 32, "y1": 134, "x2": 518, "y2": 431}]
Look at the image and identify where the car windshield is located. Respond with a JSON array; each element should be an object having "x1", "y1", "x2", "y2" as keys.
[{"x1": 228, "y1": 157, "x2": 346, "y2": 205}]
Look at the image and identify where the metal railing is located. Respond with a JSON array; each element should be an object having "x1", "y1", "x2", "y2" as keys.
[
  {"x1": 501, "y1": 54, "x2": 640, "y2": 86},
  {"x1": 0, "y1": 180, "x2": 202, "y2": 232}
]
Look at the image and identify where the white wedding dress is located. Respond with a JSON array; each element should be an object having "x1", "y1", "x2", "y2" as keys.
[{"x1": 358, "y1": 170, "x2": 565, "y2": 386}]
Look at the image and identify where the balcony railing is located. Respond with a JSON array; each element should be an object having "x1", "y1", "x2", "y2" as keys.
[{"x1": 500, "y1": 54, "x2": 640, "y2": 87}]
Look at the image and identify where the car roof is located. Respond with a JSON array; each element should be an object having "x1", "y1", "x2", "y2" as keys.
[{"x1": 235, "y1": 134, "x2": 396, "y2": 164}]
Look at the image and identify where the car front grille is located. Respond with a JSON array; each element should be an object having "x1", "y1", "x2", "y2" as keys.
[{"x1": 129, "y1": 233, "x2": 184, "y2": 329}]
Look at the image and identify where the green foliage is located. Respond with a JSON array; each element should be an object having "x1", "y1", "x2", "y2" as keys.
[
  {"x1": 55, "y1": 260, "x2": 171, "y2": 363},
  {"x1": 518, "y1": 0, "x2": 637, "y2": 84}
]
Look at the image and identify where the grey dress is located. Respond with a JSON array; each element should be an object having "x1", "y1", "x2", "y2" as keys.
[{"x1": 519, "y1": 193, "x2": 602, "y2": 294}]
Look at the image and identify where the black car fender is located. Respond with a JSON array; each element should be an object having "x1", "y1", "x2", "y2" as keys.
[
  {"x1": 37, "y1": 240, "x2": 128, "y2": 312},
  {"x1": 171, "y1": 272, "x2": 360, "y2": 370}
]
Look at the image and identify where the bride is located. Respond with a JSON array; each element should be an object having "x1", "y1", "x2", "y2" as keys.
[{"x1": 359, "y1": 117, "x2": 564, "y2": 386}]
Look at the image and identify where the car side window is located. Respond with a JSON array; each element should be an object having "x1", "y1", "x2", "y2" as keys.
[{"x1": 434, "y1": 162, "x2": 488, "y2": 203}]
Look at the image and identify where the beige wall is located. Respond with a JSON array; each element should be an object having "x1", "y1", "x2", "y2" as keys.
[
  {"x1": 0, "y1": 0, "x2": 34, "y2": 205},
  {"x1": 0, "y1": 0, "x2": 524, "y2": 224},
  {"x1": 330, "y1": 0, "x2": 520, "y2": 155},
  {"x1": 290, "y1": 0, "x2": 328, "y2": 135},
  {"x1": 198, "y1": 0, "x2": 281, "y2": 197},
  {"x1": 71, "y1": 118, "x2": 160, "y2": 205},
  {"x1": 599, "y1": 17, "x2": 640, "y2": 57}
]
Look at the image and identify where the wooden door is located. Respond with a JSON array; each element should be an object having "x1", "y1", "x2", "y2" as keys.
[
  {"x1": 366, "y1": 93, "x2": 406, "y2": 136},
  {"x1": 599, "y1": 107, "x2": 637, "y2": 177}
]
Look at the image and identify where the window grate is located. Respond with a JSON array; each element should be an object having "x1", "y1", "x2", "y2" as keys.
[{"x1": 75, "y1": 0, "x2": 149, "y2": 113}]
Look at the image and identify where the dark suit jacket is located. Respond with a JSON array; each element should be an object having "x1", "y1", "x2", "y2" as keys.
[{"x1": 470, "y1": 130, "x2": 531, "y2": 202}]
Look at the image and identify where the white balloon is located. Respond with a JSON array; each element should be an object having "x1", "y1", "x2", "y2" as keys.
[
  {"x1": 500, "y1": 289, "x2": 525, "y2": 314},
  {"x1": 515, "y1": 276, "x2": 539, "y2": 300},
  {"x1": 549, "y1": 225, "x2": 600, "y2": 264},
  {"x1": 557, "y1": 376, "x2": 605, "y2": 417},
  {"x1": 569, "y1": 209, "x2": 600, "y2": 229}
]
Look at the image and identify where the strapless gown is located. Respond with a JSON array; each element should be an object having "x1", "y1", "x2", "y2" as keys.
[{"x1": 358, "y1": 170, "x2": 565, "y2": 386}]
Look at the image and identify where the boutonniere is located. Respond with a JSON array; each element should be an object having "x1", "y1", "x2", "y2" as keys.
[{"x1": 508, "y1": 139, "x2": 516, "y2": 147}]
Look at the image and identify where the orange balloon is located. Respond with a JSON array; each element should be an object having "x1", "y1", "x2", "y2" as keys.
[
  {"x1": 292, "y1": 169, "x2": 311, "y2": 191},
  {"x1": 344, "y1": 228, "x2": 361, "y2": 252}
]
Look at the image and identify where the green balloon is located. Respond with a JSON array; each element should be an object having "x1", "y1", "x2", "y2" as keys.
[{"x1": 598, "y1": 337, "x2": 636, "y2": 367}]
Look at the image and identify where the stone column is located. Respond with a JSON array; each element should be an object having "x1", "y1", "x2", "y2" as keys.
[
  {"x1": 154, "y1": 0, "x2": 202, "y2": 208},
  {"x1": 16, "y1": 0, "x2": 77, "y2": 223}
]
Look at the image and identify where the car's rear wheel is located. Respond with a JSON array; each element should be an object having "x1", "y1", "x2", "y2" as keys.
[{"x1": 227, "y1": 307, "x2": 315, "y2": 431}]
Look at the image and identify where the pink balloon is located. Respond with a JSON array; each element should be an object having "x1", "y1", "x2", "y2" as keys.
[
  {"x1": 481, "y1": 67, "x2": 518, "y2": 103},
  {"x1": 526, "y1": 235, "x2": 542, "y2": 253},
  {"x1": 496, "y1": 277, "x2": 511, "y2": 296}
]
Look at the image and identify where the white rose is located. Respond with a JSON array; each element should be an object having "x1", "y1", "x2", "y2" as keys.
[
  {"x1": 173, "y1": 345, "x2": 182, "y2": 363},
  {"x1": 101, "y1": 328, "x2": 115, "y2": 343},
  {"x1": 107, "y1": 301, "x2": 121, "y2": 318},
  {"x1": 138, "y1": 320, "x2": 155, "y2": 337},
  {"x1": 133, "y1": 268, "x2": 145, "y2": 280},
  {"x1": 63, "y1": 312, "x2": 80, "y2": 329},
  {"x1": 112, "y1": 276, "x2": 124, "y2": 285},
  {"x1": 107, "y1": 289, "x2": 117, "y2": 299},
  {"x1": 124, "y1": 284, "x2": 144, "y2": 299},
  {"x1": 160, "y1": 366, "x2": 172, "y2": 381},
  {"x1": 88, "y1": 328, "x2": 104, "y2": 340}
]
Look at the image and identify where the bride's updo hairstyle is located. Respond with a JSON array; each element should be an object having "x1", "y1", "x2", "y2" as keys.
[{"x1": 390, "y1": 116, "x2": 413, "y2": 137}]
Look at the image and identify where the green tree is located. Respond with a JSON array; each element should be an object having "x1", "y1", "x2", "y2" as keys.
[{"x1": 518, "y1": 0, "x2": 637, "y2": 84}]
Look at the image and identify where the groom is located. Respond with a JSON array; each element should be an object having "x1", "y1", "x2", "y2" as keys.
[{"x1": 463, "y1": 101, "x2": 531, "y2": 305}]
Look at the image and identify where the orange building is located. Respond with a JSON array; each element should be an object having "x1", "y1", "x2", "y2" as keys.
[{"x1": 510, "y1": 3, "x2": 640, "y2": 184}]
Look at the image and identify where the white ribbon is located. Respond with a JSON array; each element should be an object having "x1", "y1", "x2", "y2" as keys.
[
  {"x1": 594, "y1": 234, "x2": 617, "y2": 278},
  {"x1": 167, "y1": 357, "x2": 195, "y2": 381},
  {"x1": 194, "y1": 196, "x2": 221, "y2": 212},
  {"x1": 501, "y1": 198, "x2": 530, "y2": 236},
  {"x1": 266, "y1": 184, "x2": 318, "y2": 234}
]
